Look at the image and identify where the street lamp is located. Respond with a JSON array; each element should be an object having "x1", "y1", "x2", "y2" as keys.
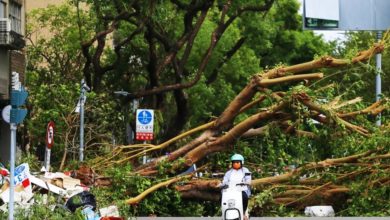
[
  {"x1": 79, "y1": 79, "x2": 90, "y2": 162},
  {"x1": 114, "y1": 90, "x2": 130, "y2": 97}
]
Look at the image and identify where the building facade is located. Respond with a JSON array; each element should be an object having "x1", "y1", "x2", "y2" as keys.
[{"x1": 0, "y1": 0, "x2": 26, "y2": 163}]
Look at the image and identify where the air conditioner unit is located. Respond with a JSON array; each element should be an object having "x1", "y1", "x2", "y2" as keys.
[
  {"x1": 0, "y1": 18, "x2": 25, "y2": 49},
  {"x1": 0, "y1": 18, "x2": 11, "y2": 32},
  {"x1": 0, "y1": 18, "x2": 11, "y2": 46}
]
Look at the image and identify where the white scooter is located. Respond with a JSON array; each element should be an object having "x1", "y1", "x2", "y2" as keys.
[{"x1": 221, "y1": 183, "x2": 249, "y2": 220}]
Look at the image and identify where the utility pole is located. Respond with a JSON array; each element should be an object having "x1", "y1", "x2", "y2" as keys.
[
  {"x1": 375, "y1": 31, "x2": 382, "y2": 126},
  {"x1": 9, "y1": 123, "x2": 16, "y2": 220}
]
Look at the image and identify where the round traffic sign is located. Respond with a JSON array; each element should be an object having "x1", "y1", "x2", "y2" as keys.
[
  {"x1": 1, "y1": 105, "x2": 11, "y2": 124},
  {"x1": 137, "y1": 110, "x2": 153, "y2": 125},
  {"x1": 46, "y1": 121, "x2": 55, "y2": 148}
]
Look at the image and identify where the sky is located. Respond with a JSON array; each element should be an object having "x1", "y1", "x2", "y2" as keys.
[{"x1": 313, "y1": 30, "x2": 346, "y2": 42}]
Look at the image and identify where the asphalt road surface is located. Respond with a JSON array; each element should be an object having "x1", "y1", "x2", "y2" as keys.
[{"x1": 134, "y1": 217, "x2": 388, "y2": 220}]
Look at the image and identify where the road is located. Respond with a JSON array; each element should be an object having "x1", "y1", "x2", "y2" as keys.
[{"x1": 135, "y1": 217, "x2": 388, "y2": 220}]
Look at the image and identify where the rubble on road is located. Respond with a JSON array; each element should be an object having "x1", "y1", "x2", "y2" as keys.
[{"x1": 0, "y1": 163, "x2": 121, "y2": 220}]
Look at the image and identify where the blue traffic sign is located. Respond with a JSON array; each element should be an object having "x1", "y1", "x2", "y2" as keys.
[
  {"x1": 11, "y1": 90, "x2": 28, "y2": 107},
  {"x1": 137, "y1": 110, "x2": 153, "y2": 125},
  {"x1": 10, "y1": 108, "x2": 27, "y2": 124},
  {"x1": 10, "y1": 87, "x2": 28, "y2": 124}
]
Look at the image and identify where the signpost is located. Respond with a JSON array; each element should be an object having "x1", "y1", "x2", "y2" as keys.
[
  {"x1": 8, "y1": 72, "x2": 28, "y2": 220},
  {"x1": 44, "y1": 121, "x2": 55, "y2": 171},
  {"x1": 303, "y1": 0, "x2": 390, "y2": 125}
]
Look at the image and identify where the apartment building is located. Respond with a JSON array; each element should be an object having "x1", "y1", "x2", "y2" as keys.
[{"x1": 0, "y1": 0, "x2": 25, "y2": 163}]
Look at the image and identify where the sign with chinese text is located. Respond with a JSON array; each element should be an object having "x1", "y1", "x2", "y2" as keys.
[{"x1": 136, "y1": 109, "x2": 154, "y2": 141}]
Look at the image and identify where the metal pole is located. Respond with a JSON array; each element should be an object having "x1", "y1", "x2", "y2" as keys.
[
  {"x1": 79, "y1": 80, "x2": 85, "y2": 161},
  {"x1": 43, "y1": 147, "x2": 47, "y2": 170},
  {"x1": 143, "y1": 140, "x2": 147, "y2": 164},
  {"x1": 375, "y1": 31, "x2": 382, "y2": 126},
  {"x1": 45, "y1": 148, "x2": 51, "y2": 171},
  {"x1": 125, "y1": 104, "x2": 132, "y2": 144},
  {"x1": 8, "y1": 123, "x2": 16, "y2": 220}
]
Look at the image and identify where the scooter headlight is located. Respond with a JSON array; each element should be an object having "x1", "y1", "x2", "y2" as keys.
[{"x1": 228, "y1": 199, "x2": 235, "y2": 208}]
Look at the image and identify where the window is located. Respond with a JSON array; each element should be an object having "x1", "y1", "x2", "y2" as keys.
[
  {"x1": 9, "y1": 1, "x2": 21, "y2": 34},
  {"x1": 0, "y1": 1, "x2": 6, "y2": 18}
]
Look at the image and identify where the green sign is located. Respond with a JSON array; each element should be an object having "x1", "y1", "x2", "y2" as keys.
[{"x1": 305, "y1": 18, "x2": 339, "y2": 29}]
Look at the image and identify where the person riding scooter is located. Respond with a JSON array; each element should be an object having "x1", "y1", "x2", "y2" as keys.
[{"x1": 221, "y1": 154, "x2": 251, "y2": 220}]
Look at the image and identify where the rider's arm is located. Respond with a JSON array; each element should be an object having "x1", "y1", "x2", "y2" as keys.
[
  {"x1": 243, "y1": 168, "x2": 252, "y2": 185},
  {"x1": 222, "y1": 170, "x2": 231, "y2": 186}
]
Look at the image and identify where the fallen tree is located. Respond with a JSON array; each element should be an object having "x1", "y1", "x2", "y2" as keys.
[
  {"x1": 87, "y1": 36, "x2": 389, "y2": 216},
  {"x1": 92, "y1": 41, "x2": 386, "y2": 168},
  {"x1": 175, "y1": 148, "x2": 390, "y2": 208}
]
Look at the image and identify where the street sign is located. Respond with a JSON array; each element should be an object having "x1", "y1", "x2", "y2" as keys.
[
  {"x1": 304, "y1": 0, "x2": 339, "y2": 29},
  {"x1": 44, "y1": 121, "x2": 55, "y2": 171},
  {"x1": 10, "y1": 89, "x2": 28, "y2": 124},
  {"x1": 9, "y1": 73, "x2": 28, "y2": 125},
  {"x1": 136, "y1": 109, "x2": 154, "y2": 141},
  {"x1": 46, "y1": 121, "x2": 55, "y2": 149},
  {"x1": 10, "y1": 90, "x2": 28, "y2": 107},
  {"x1": 1, "y1": 105, "x2": 11, "y2": 123},
  {"x1": 303, "y1": 0, "x2": 390, "y2": 31},
  {"x1": 10, "y1": 109, "x2": 27, "y2": 124}
]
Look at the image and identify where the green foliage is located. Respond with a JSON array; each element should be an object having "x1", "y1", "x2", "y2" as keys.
[
  {"x1": 26, "y1": 3, "x2": 124, "y2": 168},
  {"x1": 90, "y1": 163, "x2": 212, "y2": 217},
  {"x1": 333, "y1": 31, "x2": 390, "y2": 100},
  {"x1": 2, "y1": 194, "x2": 82, "y2": 220},
  {"x1": 341, "y1": 182, "x2": 390, "y2": 216},
  {"x1": 25, "y1": 77, "x2": 79, "y2": 166},
  {"x1": 240, "y1": 0, "x2": 333, "y2": 68}
]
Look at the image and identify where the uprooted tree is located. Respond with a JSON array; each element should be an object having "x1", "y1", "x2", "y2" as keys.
[{"x1": 88, "y1": 38, "x2": 389, "y2": 215}]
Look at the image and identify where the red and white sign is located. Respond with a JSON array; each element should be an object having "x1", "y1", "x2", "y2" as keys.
[
  {"x1": 136, "y1": 109, "x2": 154, "y2": 141},
  {"x1": 46, "y1": 121, "x2": 55, "y2": 148}
]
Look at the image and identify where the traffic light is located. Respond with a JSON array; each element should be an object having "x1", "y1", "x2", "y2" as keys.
[{"x1": 10, "y1": 72, "x2": 28, "y2": 124}]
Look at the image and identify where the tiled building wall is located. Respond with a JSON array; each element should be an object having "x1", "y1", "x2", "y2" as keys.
[{"x1": 10, "y1": 50, "x2": 25, "y2": 81}]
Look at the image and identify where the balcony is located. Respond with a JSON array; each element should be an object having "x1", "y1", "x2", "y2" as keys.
[{"x1": 0, "y1": 31, "x2": 25, "y2": 50}]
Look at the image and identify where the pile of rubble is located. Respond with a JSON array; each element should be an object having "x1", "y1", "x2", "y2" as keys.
[{"x1": 0, "y1": 163, "x2": 120, "y2": 220}]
